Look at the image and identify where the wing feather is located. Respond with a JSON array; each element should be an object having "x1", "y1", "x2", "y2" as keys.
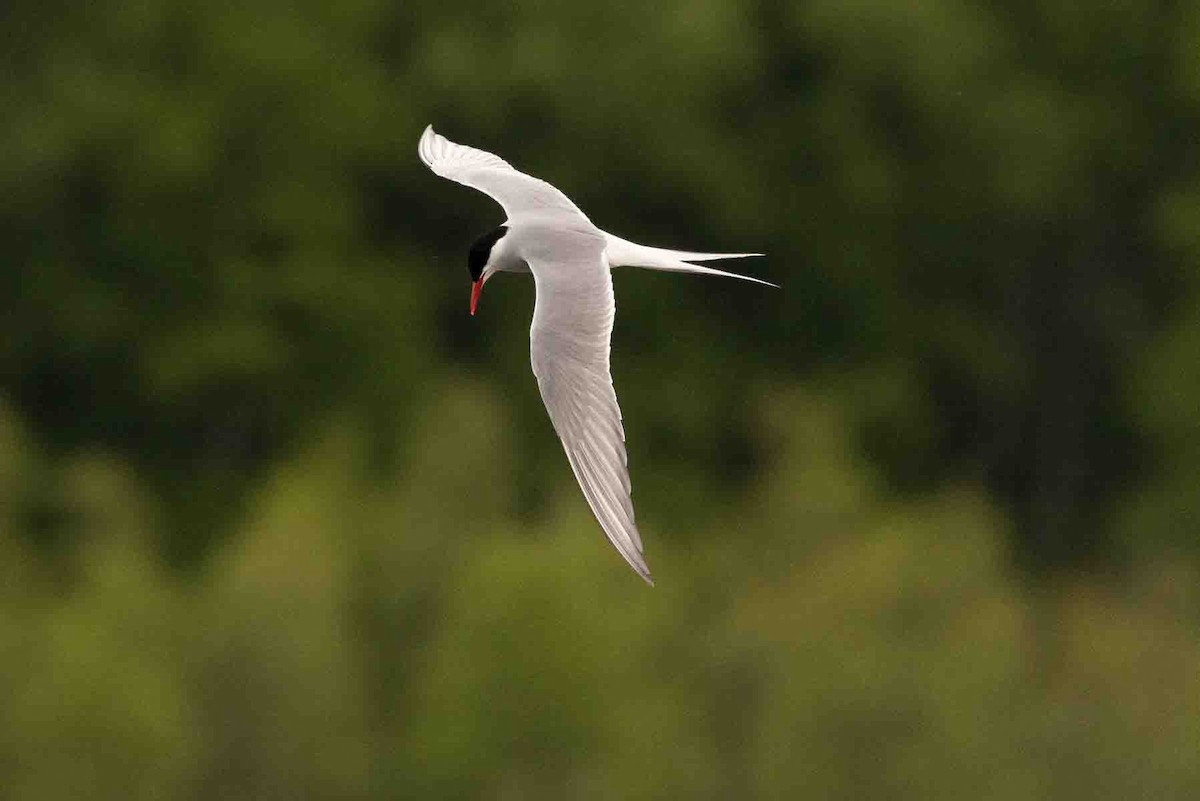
[
  {"x1": 418, "y1": 125, "x2": 590, "y2": 224},
  {"x1": 527, "y1": 244, "x2": 651, "y2": 583}
]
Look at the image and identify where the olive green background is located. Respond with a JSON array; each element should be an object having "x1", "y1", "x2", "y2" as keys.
[{"x1": 3, "y1": 1, "x2": 1200, "y2": 798}]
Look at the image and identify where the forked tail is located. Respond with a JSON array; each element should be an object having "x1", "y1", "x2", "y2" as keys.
[{"x1": 602, "y1": 232, "x2": 776, "y2": 287}]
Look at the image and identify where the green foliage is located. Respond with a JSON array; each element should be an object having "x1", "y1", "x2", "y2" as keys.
[
  {"x1": 4, "y1": 384, "x2": 1200, "y2": 798},
  {"x1": 5, "y1": 0, "x2": 1197, "y2": 573},
  {"x1": 3, "y1": 0, "x2": 1200, "y2": 796}
]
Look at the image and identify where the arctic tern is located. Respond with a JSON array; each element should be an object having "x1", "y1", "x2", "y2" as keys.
[{"x1": 418, "y1": 125, "x2": 773, "y2": 584}]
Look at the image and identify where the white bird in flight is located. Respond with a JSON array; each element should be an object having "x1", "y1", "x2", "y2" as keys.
[{"x1": 418, "y1": 125, "x2": 773, "y2": 584}]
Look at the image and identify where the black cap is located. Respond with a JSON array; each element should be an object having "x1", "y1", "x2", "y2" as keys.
[{"x1": 467, "y1": 226, "x2": 508, "y2": 282}]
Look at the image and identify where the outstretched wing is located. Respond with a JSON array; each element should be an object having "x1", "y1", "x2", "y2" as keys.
[
  {"x1": 526, "y1": 233, "x2": 651, "y2": 584},
  {"x1": 418, "y1": 125, "x2": 590, "y2": 225}
]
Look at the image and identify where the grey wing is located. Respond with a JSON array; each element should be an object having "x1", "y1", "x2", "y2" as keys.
[
  {"x1": 418, "y1": 125, "x2": 591, "y2": 225},
  {"x1": 527, "y1": 245, "x2": 651, "y2": 584}
]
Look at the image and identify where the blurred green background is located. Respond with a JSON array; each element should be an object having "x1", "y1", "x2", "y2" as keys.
[{"x1": 3, "y1": 0, "x2": 1200, "y2": 797}]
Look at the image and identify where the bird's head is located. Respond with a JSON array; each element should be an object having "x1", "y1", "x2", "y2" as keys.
[{"x1": 466, "y1": 226, "x2": 510, "y2": 316}]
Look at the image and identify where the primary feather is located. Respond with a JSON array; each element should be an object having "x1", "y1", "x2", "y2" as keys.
[{"x1": 419, "y1": 125, "x2": 590, "y2": 224}]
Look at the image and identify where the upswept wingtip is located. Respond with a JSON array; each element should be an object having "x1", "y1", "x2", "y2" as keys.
[{"x1": 417, "y1": 124, "x2": 435, "y2": 167}]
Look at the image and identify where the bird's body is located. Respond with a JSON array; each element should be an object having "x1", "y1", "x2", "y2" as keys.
[{"x1": 418, "y1": 125, "x2": 772, "y2": 584}]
